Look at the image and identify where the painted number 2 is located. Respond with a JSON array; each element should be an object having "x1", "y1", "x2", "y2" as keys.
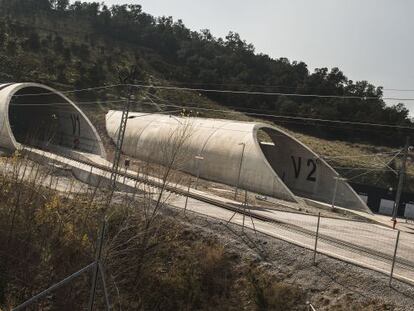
[{"x1": 291, "y1": 156, "x2": 317, "y2": 182}]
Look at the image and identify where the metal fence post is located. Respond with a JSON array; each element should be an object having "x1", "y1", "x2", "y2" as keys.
[
  {"x1": 99, "y1": 262, "x2": 111, "y2": 310},
  {"x1": 194, "y1": 155, "x2": 204, "y2": 189},
  {"x1": 242, "y1": 190, "x2": 247, "y2": 232},
  {"x1": 88, "y1": 219, "x2": 107, "y2": 311},
  {"x1": 184, "y1": 180, "x2": 191, "y2": 215},
  {"x1": 49, "y1": 174, "x2": 54, "y2": 189},
  {"x1": 313, "y1": 212, "x2": 321, "y2": 265},
  {"x1": 54, "y1": 176, "x2": 60, "y2": 191},
  {"x1": 389, "y1": 230, "x2": 401, "y2": 286},
  {"x1": 234, "y1": 142, "x2": 246, "y2": 200},
  {"x1": 88, "y1": 165, "x2": 93, "y2": 184}
]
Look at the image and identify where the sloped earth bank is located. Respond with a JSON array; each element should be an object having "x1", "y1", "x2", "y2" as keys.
[
  {"x1": 1, "y1": 156, "x2": 412, "y2": 310},
  {"x1": 163, "y1": 206, "x2": 414, "y2": 311}
]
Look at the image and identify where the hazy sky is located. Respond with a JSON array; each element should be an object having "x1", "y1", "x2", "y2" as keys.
[{"x1": 82, "y1": 0, "x2": 414, "y2": 114}]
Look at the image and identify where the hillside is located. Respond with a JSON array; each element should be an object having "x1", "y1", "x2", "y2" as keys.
[
  {"x1": 0, "y1": 0, "x2": 413, "y2": 192},
  {"x1": 2, "y1": 157, "x2": 414, "y2": 310},
  {"x1": 2, "y1": 3, "x2": 414, "y2": 309}
]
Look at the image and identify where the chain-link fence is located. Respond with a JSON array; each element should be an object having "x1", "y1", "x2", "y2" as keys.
[{"x1": 222, "y1": 201, "x2": 414, "y2": 287}]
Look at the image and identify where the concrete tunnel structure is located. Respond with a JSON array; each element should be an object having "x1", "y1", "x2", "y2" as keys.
[
  {"x1": 106, "y1": 110, "x2": 371, "y2": 213},
  {"x1": 0, "y1": 83, "x2": 105, "y2": 157},
  {"x1": 0, "y1": 82, "x2": 370, "y2": 213}
]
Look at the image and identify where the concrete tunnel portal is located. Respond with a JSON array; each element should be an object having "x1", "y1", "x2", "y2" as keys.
[
  {"x1": 0, "y1": 83, "x2": 105, "y2": 157},
  {"x1": 106, "y1": 110, "x2": 372, "y2": 213},
  {"x1": 257, "y1": 127, "x2": 320, "y2": 199}
]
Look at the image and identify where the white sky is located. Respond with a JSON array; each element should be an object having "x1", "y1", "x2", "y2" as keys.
[{"x1": 81, "y1": 0, "x2": 414, "y2": 114}]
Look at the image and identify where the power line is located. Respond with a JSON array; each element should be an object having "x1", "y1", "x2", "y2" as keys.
[
  {"x1": 144, "y1": 92, "x2": 413, "y2": 133},
  {"x1": 322, "y1": 151, "x2": 401, "y2": 160},
  {"x1": 10, "y1": 99, "x2": 126, "y2": 106},
  {"x1": 142, "y1": 93, "x2": 414, "y2": 134},
  {"x1": 3, "y1": 83, "x2": 414, "y2": 130},
  {"x1": 151, "y1": 79, "x2": 414, "y2": 93},
  {"x1": 130, "y1": 83, "x2": 414, "y2": 101},
  {"x1": 7, "y1": 96, "x2": 414, "y2": 131},
  {"x1": 136, "y1": 101, "x2": 414, "y2": 131},
  {"x1": 6, "y1": 82, "x2": 371, "y2": 100},
  {"x1": 384, "y1": 88, "x2": 414, "y2": 92},
  {"x1": 10, "y1": 84, "x2": 124, "y2": 97},
  {"x1": 6, "y1": 82, "x2": 414, "y2": 101},
  {"x1": 131, "y1": 84, "x2": 379, "y2": 100},
  {"x1": 332, "y1": 166, "x2": 390, "y2": 171},
  {"x1": 344, "y1": 168, "x2": 386, "y2": 181}
]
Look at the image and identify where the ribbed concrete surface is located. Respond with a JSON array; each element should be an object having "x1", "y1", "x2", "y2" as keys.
[{"x1": 106, "y1": 111, "x2": 371, "y2": 213}]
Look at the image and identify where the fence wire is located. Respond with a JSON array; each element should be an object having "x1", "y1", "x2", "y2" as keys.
[{"x1": 256, "y1": 209, "x2": 414, "y2": 286}]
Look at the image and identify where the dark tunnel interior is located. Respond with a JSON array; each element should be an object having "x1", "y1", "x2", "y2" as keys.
[{"x1": 8, "y1": 87, "x2": 101, "y2": 155}]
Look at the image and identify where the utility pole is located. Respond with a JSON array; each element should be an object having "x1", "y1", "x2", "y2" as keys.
[
  {"x1": 108, "y1": 67, "x2": 137, "y2": 199},
  {"x1": 89, "y1": 67, "x2": 137, "y2": 311},
  {"x1": 392, "y1": 136, "x2": 410, "y2": 225}
]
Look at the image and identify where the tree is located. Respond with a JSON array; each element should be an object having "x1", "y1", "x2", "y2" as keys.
[
  {"x1": 51, "y1": 0, "x2": 69, "y2": 11},
  {"x1": 0, "y1": 0, "x2": 411, "y2": 147}
]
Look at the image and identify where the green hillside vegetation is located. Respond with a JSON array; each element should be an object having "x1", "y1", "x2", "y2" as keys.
[{"x1": 0, "y1": 0, "x2": 413, "y2": 192}]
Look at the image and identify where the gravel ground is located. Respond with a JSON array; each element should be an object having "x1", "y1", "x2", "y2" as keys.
[{"x1": 163, "y1": 206, "x2": 414, "y2": 311}]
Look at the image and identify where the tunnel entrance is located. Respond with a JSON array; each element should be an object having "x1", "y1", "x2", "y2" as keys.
[
  {"x1": 8, "y1": 86, "x2": 103, "y2": 156},
  {"x1": 258, "y1": 127, "x2": 320, "y2": 198},
  {"x1": 257, "y1": 128, "x2": 287, "y2": 182}
]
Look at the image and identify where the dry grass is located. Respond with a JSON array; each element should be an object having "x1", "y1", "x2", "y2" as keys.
[
  {"x1": 0, "y1": 155, "x2": 97, "y2": 309},
  {"x1": 1, "y1": 151, "x2": 408, "y2": 310},
  {"x1": 249, "y1": 273, "x2": 304, "y2": 311},
  {"x1": 0, "y1": 150, "x2": 309, "y2": 310}
]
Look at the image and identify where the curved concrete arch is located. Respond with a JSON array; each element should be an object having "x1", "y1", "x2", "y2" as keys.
[
  {"x1": 106, "y1": 110, "x2": 371, "y2": 213},
  {"x1": 0, "y1": 83, "x2": 105, "y2": 157},
  {"x1": 130, "y1": 117, "x2": 159, "y2": 161},
  {"x1": 198, "y1": 120, "x2": 234, "y2": 156}
]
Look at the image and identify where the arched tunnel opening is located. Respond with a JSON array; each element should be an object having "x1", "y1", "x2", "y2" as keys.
[
  {"x1": 8, "y1": 86, "x2": 103, "y2": 156},
  {"x1": 257, "y1": 127, "x2": 286, "y2": 180},
  {"x1": 257, "y1": 127, "x2": 319, "y2": 198}
]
